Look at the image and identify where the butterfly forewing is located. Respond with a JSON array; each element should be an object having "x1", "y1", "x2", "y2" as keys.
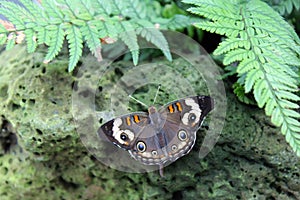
[
  {"x1": 98, "y1": 112, "x2": 149, "y2": 150},
  {"x1": 156, "y1": 95, "x2": 214, "y2": 161}
]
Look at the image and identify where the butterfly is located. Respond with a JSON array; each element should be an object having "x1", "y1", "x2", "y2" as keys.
[{"x1": 97, "y1": 95, "x2": 214, "y2": 176}]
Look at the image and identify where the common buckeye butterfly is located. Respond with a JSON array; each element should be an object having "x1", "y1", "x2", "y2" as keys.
[{"x1": 97, "y1": 95, "x2": 214, "y2": 176}]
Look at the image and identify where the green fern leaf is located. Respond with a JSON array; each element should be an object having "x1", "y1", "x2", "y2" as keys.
[
  {"x1": 24, "y1": 29, "x2": 37, "y2": 53},
  {"x1": 156, "y1": 15, "x2": 198, "y2": 30},
  {"x1": 233, "y1": 82, "x2": 256, "y2": 105},
  {"x1": 1, "y1": 1, "x2": 34, "y2": 22},
  {"x1": 5, "y1": 33, "x2": 16, "y2": 50},
  {"x1": 264, "y1": 0, "x2": 300, "y2": 15},
  {"x1": 41, "y1": 0, "x2": 64, "y2": 22},
  {"x1": 223, "y1": 49, "x2": 249, "y2": 65},
  {"x1": 0, "y1": 34, "x2": 7, "y2": 45},
  {"x1": 271, "y1": 107, "x2": 283, "y2": 126},
  {"x1": 0, "y1": 22, "x2": 8, "y2": 33},
  {"x1": 66, "y1": 26, "x2": 83, "y2": 72},
  {"x1": 80, "y1": 21, "x2": 102, "y2": 55},
  {"x1": 124, "y1": 0, "x2": 147, "y2": 18},
  {"x1": 245, "y1": 69, "x2": 263, "y2": 93},
  {"x1": 237, "y1": 59, "x2": 259, "y2": 74},
  {"x1": 265, "y1": 98, "x2": 276, "y2": 116},
  {"x1": 117, "y1": 21, "x2": 139, "y2": 65},
  {"x1": 36, "y1": 27, "x2": 50, "y2": 45},
  {"x1": 136, "y1": 20, "x2": 172, "y2": 61},
  {"x1": 0, "y1": 7, "x2": 25, "y2": 30},
  {"x1": 95, "y1": 0, "x2": 113, "y2": 15},
  {"x1": 280, "y1": 100, "x2": 299, "y2": 110},
  {"x1": 184, "y1": 0, "x2": 300, "y2": 156},
  {"x1": 215, "y1": 38, "x2": 251, "y2": 55},
  {"x1": 19, "y1": 0, "x2": 48, "y2": 24},
  {"x1": 0, "y1": 0, "x2": 183, "y2": 71},
  {"x1": 44, "y1": 26, "x2": 65, "y2": 63}
]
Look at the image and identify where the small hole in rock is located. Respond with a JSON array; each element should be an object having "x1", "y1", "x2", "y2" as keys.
[
  {"x1": 72, "y1": 81, "x2": 78, "y2": 91},
  {"x1": 29, "y1": 99, "x2": 35, "y2": 105},
  {"x1": 79, "y1": 90, "x2": 92, "y2": 98},
  {"x1": 36, "y1": 129, "x2": 43, "y2": 135},
  {"x1": 0, "y1": 85, "x2": 8, "y2": 97}
]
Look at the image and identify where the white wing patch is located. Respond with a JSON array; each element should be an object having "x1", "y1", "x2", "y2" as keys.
[
  {"x1": 182, "y1": 98, "x2": 202, "y2": 125},
  {"x1": 112, "y1": 118, "x2": 134, "y2": 144}
]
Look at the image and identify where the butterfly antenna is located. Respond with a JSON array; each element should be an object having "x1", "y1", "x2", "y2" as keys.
[
  {"x1": 153, "y1": 84, "x2": 161, "y2": 105},
  {"x1": 129, "y1": 95, "x2": 148, "y2": 108}
]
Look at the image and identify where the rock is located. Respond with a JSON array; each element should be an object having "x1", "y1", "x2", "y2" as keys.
[{"x1": 0, "y1": 45, "x2": 299, "y2": 199}]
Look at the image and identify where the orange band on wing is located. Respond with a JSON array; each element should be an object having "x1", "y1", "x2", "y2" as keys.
[
  {"x1": 133, "y1": 115, "x2": 140, "y2": 123},
  {"x1": 126, "y1": 117, "x2": 131, "y2": 126},
  {"x1": 168, "y1": 105, "x2": 174, "y2": 113},
  {"x1": 176, "y1": 102, "x2": 182, "y2": 112}
]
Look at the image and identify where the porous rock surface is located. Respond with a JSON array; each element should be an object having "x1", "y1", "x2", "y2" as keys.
[{"x1": 0, "y1": 46, "x2": 299, "y2": 200}]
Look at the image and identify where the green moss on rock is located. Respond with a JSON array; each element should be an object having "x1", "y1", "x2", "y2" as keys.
[{"x1": 0, "y1": 45, "x2": 299, "y2": 200}]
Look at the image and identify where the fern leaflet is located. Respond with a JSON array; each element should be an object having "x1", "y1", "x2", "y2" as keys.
[{"x1": 66, "y1": 26, "x2": 83, "y2": 72}]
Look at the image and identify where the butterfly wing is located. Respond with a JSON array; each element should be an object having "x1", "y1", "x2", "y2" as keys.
[
  {"x1": 157, "y1": 95, "x2": 214, "y2": 162},
  {"x1": 97, "y1": 112, "x2": 149, "y2": 150}
]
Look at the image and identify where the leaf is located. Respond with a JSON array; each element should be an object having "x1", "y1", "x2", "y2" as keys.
[
  {"x1": 44, "y1": 26, "x2": 65, "y2": 63},
  {"x1": 0, "y1": 34, "x2": 7, "y2": 45},
  {"x1": 271, "y1": 107, "x2": 283, "y2": 126},
  {"x1": 81, "y1": 22, "x2": 101, "y2": 55},
  {"x1": 6, "y1": 33, "x2": 16, "y2": 50},
  {"x1": 245, "y1": 69, "x2": 263, "y2": 93},
  {"x1": 117, "y1": 21, "x2": 139, "y2": 65},
  {"x1": 24, "y1": 29, "x2": 37, "y2": 53},
  {"x1": 237, "y1": 59, "x2": 258, "y2": 74},
  {"x1": 66, "y1": 26, "x2": 83, "y2": 72},
  {"x1": 223, "y1": 49, "x2": 249, "y2": 65},
  {"x1": 136, "y1": 21, "x2": 172, "y2": 61},
  {"x1": 0, "y1": 22, "x2": 8, "y2": 33}
]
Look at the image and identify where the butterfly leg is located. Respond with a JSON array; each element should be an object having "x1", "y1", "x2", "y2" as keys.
[{"x1": 159, "y1": 164, "x2": 164, "y2": 177}]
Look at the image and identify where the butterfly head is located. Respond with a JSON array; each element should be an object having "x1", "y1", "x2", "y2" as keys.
[{"x1": 148, "y1": 106, "x2": 157, "y2": 114}]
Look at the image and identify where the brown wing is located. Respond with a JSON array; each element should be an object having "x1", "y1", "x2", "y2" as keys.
[
  {"x1": 97, "y1": 112, "x2": 149, "y2": 150},
  {"x1": 157, "y1": 95, "x2": 214, "y2": 161}
]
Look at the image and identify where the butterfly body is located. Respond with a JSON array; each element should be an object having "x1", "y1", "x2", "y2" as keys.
[{"x1": 98, "y1": 95, "x2": 214, "y2": 171}]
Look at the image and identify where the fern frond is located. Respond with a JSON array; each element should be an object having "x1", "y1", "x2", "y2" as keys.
[
  {"x1": 36, "y1": 27, "x2": 49, "y2": 45},
  {"x1": 24, "y1": 29, "x2": 37, "y2": 53},
  {"x1": 136, "y1": 20, "x2": 172, "y2": 61},
  {"x1": 42, "y1": 0, "x2": 64, "y2": 22},
  {"x1": 155, "y1": 15, "x2": 198, "y2": 30},
  {"x1": 66, "y1": 26, "x2": 83, "y2": 71},
  {"x1": 0, "y1": 34, "x2": 7, "y2": 45},
  {"x1": 0, "y1": 0, "x2": 193, "y2": 70},
  {"x1": 0, "y1": 21, "x2": 8, "y2": 33},
  {"x1": 44, "y1": 25, "x2": 65, "y2": 63},
  {"x1": 5, "y1": 33, "x2": 16, "y2": 50},
  {"x1": 184, "y1": 0, "x2": 300, "y2": 156},
  {"x1": 233, "y1": 82, "x2": 256, "y2": 105},
  {"x1": 116, "y1": 21, "x2": 139, "y2": 65},
  {"x1": 124, "y1": 0, "x2": 148, "y2": 19},
  {"x1": 263, "y1": 0, "x2": 300, "y2": 15},
  {"x1": 94, "y1": 0, "x2": 113, "y2": 15},
  {"x1": 0, "y1": 6, "x2": 25, "y2": 30},
  {"x1": 80, "y1": 21, "x2": 102, "y2": 55},
  {"x1": 19, "y1": 0, "x2": 48, "y2": 22}
]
